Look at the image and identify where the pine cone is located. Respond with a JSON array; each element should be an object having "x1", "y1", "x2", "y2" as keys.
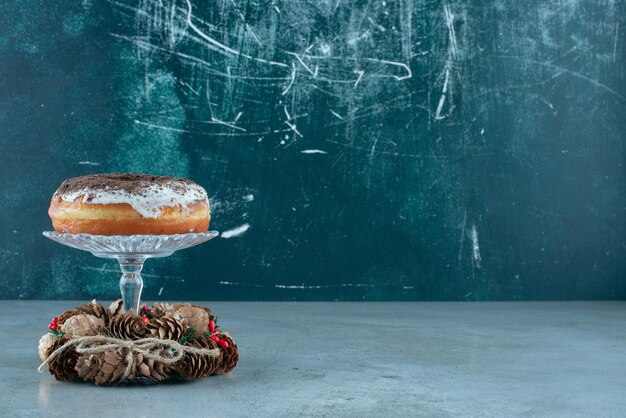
[
  {"x1": 214, "y1": 334, "x2": 239, "y2": 375},
  {"x1": 146, "y1": 316, "x2": 187, "y2": 341},
  {"x1": 173, "y1": 335, "x2": 222, "y2": 380},
  {"x1": 48, "y1": 337, "x2": 79, "y2": 382},
  {"x1": 76, "y1": 300, "x2": 112, "y2": 325},
  {"x1": 57, "y1": 309, "x2": 81, "y2": 325},
  {"x1": 134, "y1": 349, "x2": 171, "y2": 382},
  {"x1": 38, "y1": 333, "x2": 55, "y2": 361},
  {"x1": 60, "y1": 314, "x2": 105, "y2": 337},
  {"x1": 151, "y1": 302, "x2": 173, "y2": 318},
  {"x1": 171, "y1": 304, "x2": 210, "y2": 335},
  {"x1": 107, "y1": 313, "x2": 148, "y2": 340},
  {"x1": 76, "y1": 348, "x2": 127, "y2": 385},
  {"x1": 108, "y1": 299, "x2": 124, "y2": 317},
  {"x1": 200, "y1": 306, "x2": 215, "y2": 321}
]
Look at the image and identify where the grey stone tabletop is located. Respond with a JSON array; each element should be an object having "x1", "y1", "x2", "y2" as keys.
[{"x1": 1, "y1": 301, "x2": 625, "y2": 417}]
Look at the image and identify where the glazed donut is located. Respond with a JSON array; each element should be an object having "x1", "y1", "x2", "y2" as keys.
[{"x1": 49, "y1": 173, "x2": 210, "y2": 235}]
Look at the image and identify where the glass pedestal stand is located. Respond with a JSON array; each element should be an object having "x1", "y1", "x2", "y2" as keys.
[{"x1": 43, "y1": 231, "x2": 219, "y2": 314}]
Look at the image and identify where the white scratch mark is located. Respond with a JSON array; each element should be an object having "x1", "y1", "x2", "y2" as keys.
[
  {"x1": 283, "y1": 106, "x2": 292, "y2": 120},
  {"x1": 134, "y1": 119, "x2": 189, "y2": 133},
  {"x1": 353, "y1": 69, "x2": 365, "y2": 87},
  {"x1": 112, "y1": 33, "x2": 291, "y2": 81},
  {"x1": 366, "y1": 58, "x2": 412, "y2": 80},
  {"x1": 470, "y1": 224, "x2": 482, "y2": 268},
  {"x1": 294, "y1": 53, "x2": 315, "y2": 76},
  {"x1": 367, "y1": 17, "x2": 386, "y2": 32},
  {"x1": 443, "y1": 4, "x2": 458, "y2": 59},
  {"x1": 180, "y1": 80, "x2": 200, "y2": 96},
  {"x1": 282, "y1": 62, "x2": 297, "y2": 95},
  {"x1": 458, "y1": 210, "x2": 467, "y2": 266},
  {"x1": 274, "y1": 283, "x2": 375, "y2": 289},
  {"x1": 503, "y1": 56, "x2": 626, "y2": 101},
  {"x1": 136, "y1": 119, "x2": 265, "y2": 136},
  {"x1": 193, "y1": 281, "x2": 413, "y2": 290},
  {"x1": 158, "y1": 287, "x2": 164, "y2": 296},
  {"x1": 210, "y1": 117, "x2": 247, "y2": 131},
  {"x1": 613, "y1": 23, "x2": 619, "y2": 63},
  {"x1": 369, "y1": 137, "x2": 379, "y2": 158},
  {"x1": 219, "y1": 281, "x2": 265, "y2": 288},
  {"x1": 234, "y1": 111, "x2": 243, "y2": 121},
  {"x1": 185, "y1": 0, "x2": 287, "y2": 68},
  {"x1": 107, "y1": 0, "x2": 149, "y2": 16},
  {"x1": 244, "y1": 194, "x2": 255, "y2": 202},
  {"x1": 285, "y1": 121, "x2": 303, "y2": 137},
  {"x1": 329, "y1": 110, "x2": 344, "y2": 120},
  {"x1": 78, "y1": 161, "x2": 101, "y2": 166},
  {"x1": 435, "y1": 66, "x2": 450, "y2": 120},
  {"x1": 185, "y1": 0, "x2": 239, "y2": 55},
  {"x1": 221, "y1": 223, "x2": 251, "y2": 239},
  {"x1": 284, "y1": 52, "x2": 411, "y2": 81},
  {"x1": 273, "y1": 5, "x2": 280, "y2": 13},
  {"x1": 300, "y1": 149, "x2": 328, "y2": 154},
  {"x1": 246, "y1": 24, "x2": 262, "y2": 47}
]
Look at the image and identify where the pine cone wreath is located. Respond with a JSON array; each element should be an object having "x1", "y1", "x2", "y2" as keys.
[
  {"x1": 76, "y1": 300, "x2": 112, "y2": 325},
  {"x1": 76, "y1": 348, "x2": 127, "y2": 385},
  {"x1": 146, "y1": 316, "x2": 187, "y2": 341},
  {"x1": 60, "y1": 314, "x2": 105, "y2": 338},
  {"x1": 173, "y1": 335, "x2": 222, "y2": 380},
  {"x1": 40, "y1": 301, "x2": 239, "y2": 384},
  {"x1": 48, "y1": 337, "x2": 79, "y2": 382},
  {"x1": 107, "y1": 313, "x2": 148, "y2": 340},
  {"x1": 214, "y1": 334, "x2": 239, "y2": 375}
]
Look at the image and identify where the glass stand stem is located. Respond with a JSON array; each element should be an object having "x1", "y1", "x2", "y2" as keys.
[{"x1": 118, "y1": 257, "x2": 145, "y2": 314}]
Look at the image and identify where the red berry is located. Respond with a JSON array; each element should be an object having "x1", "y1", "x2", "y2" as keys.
[
  {"x1": 217, "y1": 339, "x2": 229, "y2": 349},
  {"x1": 142, "y1": 304, "x2": 148, "y2": 311},
  {"x1": 209, "y1": 335, "x2": 219, "y2": 342},
  {"x1": 48, "y1": 323, "x2": 55, "y2": 329},
  {"x1": 208, "y1": 319, "x2": 215, "y2": 334},
  {"x1": 141, "y1": 315, "x2": 150, "y2": 325}
]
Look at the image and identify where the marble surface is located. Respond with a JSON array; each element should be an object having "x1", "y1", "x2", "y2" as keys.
[{"x1": 1, "y1": 301, "x2": 625, "y2": 417}]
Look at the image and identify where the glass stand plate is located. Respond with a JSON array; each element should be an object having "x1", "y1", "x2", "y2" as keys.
[{"x1": 43, "y1": 231, "x2": 219, "y2": 313}]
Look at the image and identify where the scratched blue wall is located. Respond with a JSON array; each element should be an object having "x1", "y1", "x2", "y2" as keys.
[{"x1": 0, "y1": 0, "x2": 624, "y2": 300}]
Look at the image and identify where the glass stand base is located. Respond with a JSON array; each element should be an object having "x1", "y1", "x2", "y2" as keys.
[{"x1": 43, "y1": 231, "x2": 219, "y2": 313}]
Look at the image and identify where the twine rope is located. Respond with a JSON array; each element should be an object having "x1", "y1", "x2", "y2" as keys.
[{"x1": 37, "y1": 335, "x2": 225, "y2": 378}]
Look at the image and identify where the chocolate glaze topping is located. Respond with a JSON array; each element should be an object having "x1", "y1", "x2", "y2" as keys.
[{"x1": 54, "y1": 173, "x2": 196, "y2": 196}]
